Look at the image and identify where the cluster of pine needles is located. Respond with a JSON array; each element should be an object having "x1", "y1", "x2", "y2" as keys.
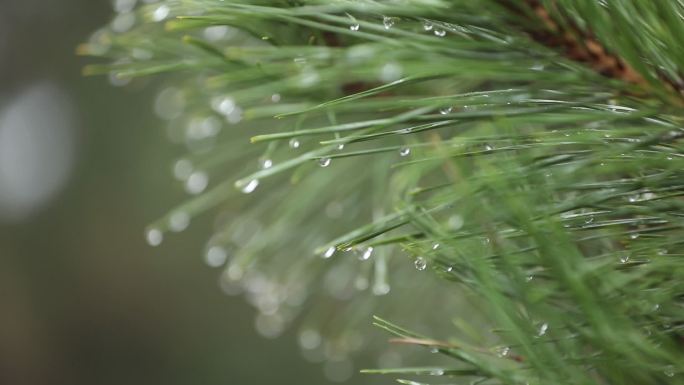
[{"x1": 82, "y1": 1, "x2": 684, "y2": 384}]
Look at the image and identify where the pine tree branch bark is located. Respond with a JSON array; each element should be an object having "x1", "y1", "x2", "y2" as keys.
[{"x1": 501, "y1": 0, "x2": 684, "y2": 104}]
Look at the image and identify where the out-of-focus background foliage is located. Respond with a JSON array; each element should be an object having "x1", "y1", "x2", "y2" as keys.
[{"x1": 0, "y1": 2, "x2": 384, "y2": 384}]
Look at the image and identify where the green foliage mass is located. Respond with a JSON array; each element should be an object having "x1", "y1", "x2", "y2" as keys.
[{"x1": 84, "y1": 1, "x2": 684, "y2": 384}]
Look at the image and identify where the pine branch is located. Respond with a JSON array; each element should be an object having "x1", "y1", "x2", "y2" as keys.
[{"x1": 82, "y1": 1, "x2": 684, "y2": 384}]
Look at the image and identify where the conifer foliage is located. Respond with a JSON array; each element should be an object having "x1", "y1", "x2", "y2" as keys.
[{"x1": 84, "y1": 1, "x2": 684, "y2": 384}]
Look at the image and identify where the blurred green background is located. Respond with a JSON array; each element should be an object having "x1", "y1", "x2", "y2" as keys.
[{"x1": 0, "y1": 2, "x2": 387, "y2": 384}]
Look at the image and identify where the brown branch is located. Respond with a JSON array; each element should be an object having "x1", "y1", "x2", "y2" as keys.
[
  {"x1": 498, "y1": 0, "x2": 645, "y2": 86},
  {"x1": 499, "y1": 0, "x2": 684, "y2": 102},
  {"x1": 527, "y1": 0, "x2": 646, "y2": 86}
]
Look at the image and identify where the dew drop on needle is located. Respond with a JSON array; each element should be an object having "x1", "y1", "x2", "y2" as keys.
[
  {"x1": 415, "y1": 257, "x2": 427, "y2": 271},
  {"x1": 259, "y1": 158, "x2": 273, "y2": 170},
  {"x1": 146, "y1": 228, "x2": 163, "y2": 247},
  {"x1": 323, "y1": 246, "x2": 335, "y2": 259},
  {"x1": 359, "y1": 247, "x2": 373, "y2": 261},
  {"x1": 289, "y1": 138, "x2": 300, "y2": 149},
  {"x1": 241, "y1": 179, "x2": 259, "y2": 194}
]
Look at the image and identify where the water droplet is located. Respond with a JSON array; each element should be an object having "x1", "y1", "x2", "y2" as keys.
[
  {"x1": 434, "y1": 29, "x2": 446, "y2": 37},
  {"x1": 359, "y1": 246, "x2": 373, "y2": 261},
  {"x1": 448, "y1": 215, "x2": 464, "y2": 230},
  {"x1": 382, "y1": 16, "x2": 395, "y2": 29},
  {"x1": 484, "y1": 144, "x2": 494, "y2": 152},
  {"x1": 355, "y1": 276, "x2": 369, "y2": 290},
  {"x1": 323, "y1": 246, "x2": 336, "y2": 259},
  {"x1": 259, "y1": 157, "x2": 273, "y2": 170},
  {"x1": 526, "y1": 275, "x2": 534, "y2": 282},
  {"x1": 399, "y1": 147, "x2": 411, "y2": 157},
  {"x1": 379, "y1": 62, "x2": 402, "y2": 82},
  {"x1": 642, "y1": 192, "x2": 656, "y2": 200},
  {"x1": 432, "y1": 243, "x2": 440, "y2": 250},
  {"x1": 298, "y1": 329, "x2": 322, "y2": 350},
  {"x1": 423, "y1": 21, "x2": 433, "y2": 31},
  {"x1": 537, "y1": 322, "x2": 549, "y2": 337},
  {"x1": 226, "y1": 264, "x2": 244, "y2": 282},
  {"x1": 169, "y1": 211, "x2": 190, "y2": 232},
  {"x1": 372, "y1": 282, "x2": 391, "y2": 296},
  {"x1": 530, "y1": 63, "x2": 545, "y2": 71},
  {"x1": 173, "y1": 158, "x2": 193, "y2": 181},
  {"x1": 155, "y1": 87, "x2": 185, "y2": 120},
  {"x1": 298, "y1": 69, "x2": 320, "y2": 87},
  {"x1": 270, "y1": 93, "x2": 281, "y2": 103},
  {"x1": 429, "y1": 369, "x2": 444, "y2": 376},
  {"x1": 187, "y1": 116, "x2": 221, "y2": 139},
  {"x1": 584, "y1": 216, "x2": 594, "y2": 224},
  {"x1": 109, "y1": 72, "x2": 131, "y2": 87},
  {"x1": 211, "y1": 96, "x2": 235, "y2": 116},
  {"x1": 664, "y1": 365, "x2": 675, "y2": 377},
  {"x1": 429, "y1": 347, "x2": 439, "y2": 353},
  {"x1": 111, "y1": 12, "x2": 136, "y2": 33},
  {"x1": 349, "y1": 23, "x2": 360, "y2": 31},
  {"x1": 185, "y1": 171, "x2": 209, "y2": 195},
  {"x1": 495, "y1": 346, "x2": 510, "y2": 357},
  {"x1": 204, "y1": 25, "x2": 231, "y2": 41},
  {"x1": 630, "y1": 233, "x2": 639, "y2": 240},
  {"x1": 619, "y1": 253, "x2": 630, "y2": 264},
  {"x1": 145, "y1": 228, "x2": 163, "y2": 247},
  {"x1": 205, "y1": 246, "x2": 228, "y2": 267},
  {"x1": 289, "y1": 138, "x2": 300, "y2": 149},
  {"x1": 240, "y1": 179, "x2": 259, "y2": 194},
  {"x1": 346, "y1": 45, "x2": 375, "y2": 63},
  {"x1": 293, "y1": 58, "x2": 308, "y2": 69},
  {"x1": 414, "y1": 257, "x2": 427, "y2": 271},
  {"x1": 318, "y1": 157, "x2": 331, "y2": 167},
  {"x1": 439, "y1": 106, "x2": 453, "y2": 115},
  {"x1": 336, "y1": 143, "x2": 345, "y2": 150},
  {"x1": 628, "y1": 194, "x2": 639, "y2": 203},
  {"x1": 152, "y1": 5, "x2": 170, "y2": 22}
]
